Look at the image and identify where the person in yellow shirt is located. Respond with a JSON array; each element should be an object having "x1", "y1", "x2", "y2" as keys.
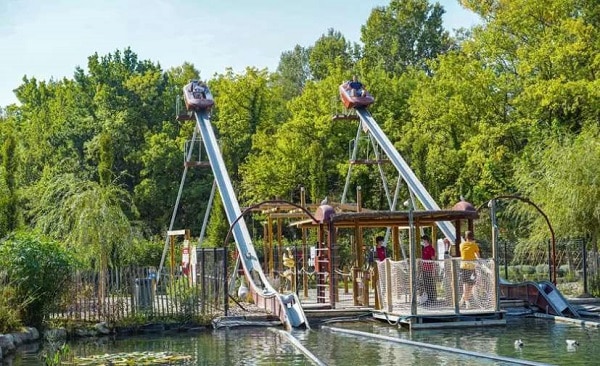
[{"x1": 459, "y1": 231, "x2": 480, "y2": 308}]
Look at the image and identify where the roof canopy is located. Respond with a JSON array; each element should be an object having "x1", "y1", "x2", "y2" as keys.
[{"x1": 291, "y1": 209, "x2": 478, "y2": 229}]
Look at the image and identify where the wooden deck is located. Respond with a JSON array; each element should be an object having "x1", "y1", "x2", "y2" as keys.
[
  {"x1": 372, "y1": 307, "x2": 506, "y2": 330},
  {"x1": 296, "y1": 287, "x2": 507, "y2": 329}
]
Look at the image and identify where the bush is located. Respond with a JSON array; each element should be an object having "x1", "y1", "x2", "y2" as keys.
[
  {"x1": 535, "y1": 264, "x2": 549, "y2": 274},
  {"x1": 521, "y1": 265, "x2": 535, "y2": 274},
  {"x1": 0, "y1": 231, "x2": 76, "y2": 327},
  {"x1": 0, "y1": 285, "x2": 22, "y2": 333},
  {"x1": 506, "y1": 267, "x2": 524, "y2": 282},
  {"x1": 118, "y1": 237, "x2": 164, "y2": 267},
  {"x1": 167, "y1": 277, "x2": 200, "y2": 322}
]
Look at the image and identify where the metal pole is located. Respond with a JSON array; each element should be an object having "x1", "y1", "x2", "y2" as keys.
[
  {"x1": 407, "y1": 201, "x2": 417, "y2": 316},
  {"x1": 489, "y1": 199, "x2": 500, "y2": 312},
  {"x1": 504, "y1": 240, "x2": 508, "y2": 280},
  {"x1": 582, "y1": 240, "x2": 588, "y2": 295},
  {"x1": 548, "y1": 239, "x2": 552, "y2": 283},
  {"x1": 224, "y1": 246, "x2": 229, "y2": 315}
]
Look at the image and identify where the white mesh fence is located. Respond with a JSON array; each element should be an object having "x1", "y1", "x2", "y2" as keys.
[{"x1": 378, "y1": 258, "x2": 497, "y2": 314}]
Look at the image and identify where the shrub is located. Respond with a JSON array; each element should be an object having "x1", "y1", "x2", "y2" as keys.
[
  {"x1": 167, "y1": 277, "x2": 200, "y2": 322},
  {"x1": 117, "y1": 237, "x2": 164, "y2": 267},
  {"x1": 506, "y1": 267, "x2": 524, "y2": 282},
  {"x1": 535, "y1": 264, "x2": 549, "y2": 274},
  {"x1": 0, "y1": 231, "x2": 76, "y2": 327},
  {"x1": 590, "y1": 274, "x2": 600, "y2": 298},
  {"x1": 521, "y1": 265, "x2": 535, "y2": 274},
  {"x1": 0, "y1": 285, "x2": 22, "y2": 333}
]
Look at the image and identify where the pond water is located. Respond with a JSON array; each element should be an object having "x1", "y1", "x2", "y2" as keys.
[{"x1": 9, "y1": 316, "x2": 598, "y2": 365}]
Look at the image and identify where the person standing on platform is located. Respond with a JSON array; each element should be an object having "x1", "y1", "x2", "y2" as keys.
[
  {"x1": 459, "y1": 231, "x2": 480, "y2": 309},
  {"x1": 374, "y1": 236, "x2": 387, "y2": 261},
  {"x1": 419, "y1": 235, "x2": 437, "y2": 305}
]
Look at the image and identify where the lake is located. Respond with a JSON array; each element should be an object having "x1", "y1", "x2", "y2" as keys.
[{"x1": 9, "y1": 316, "x2": 597, "y2": 365}]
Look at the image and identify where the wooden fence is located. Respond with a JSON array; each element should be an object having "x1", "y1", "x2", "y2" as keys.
[{"x1": 47, "y1": 248, "x2": 228, "y2": 323}]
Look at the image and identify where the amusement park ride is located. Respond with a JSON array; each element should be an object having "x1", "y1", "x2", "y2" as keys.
[{"x1": 159, "y1": 78, "x2": 579, "y2": 330}]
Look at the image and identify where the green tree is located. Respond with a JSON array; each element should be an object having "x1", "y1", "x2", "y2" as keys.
[
  {"x1": 276, "y1": 45, "x2": 312, "y2": 99},
  {"x1": 2, "y1": 124, "x2": 19, "y2": 233},
  {"x1": 210, "y1": 67, "x2": 287, "y2": 183},
  {"x1": 239, "y1": 69, "x2": 355, "y2": 204},
  {"x1": 361, "y1": 0, "x2": 451, "y2": 75},
  {"x1": 461, "y1": 0, "x2": 600, "y2": 136},
  {"x1": 514, "y1": 126, "x2": 600, "y2": 244},
  {"x1": 402, "y1": 50, "x2": 519, "y2": 206},
  {"x1": 309, "y1": 28, "x2": 356, "y2": 80}
]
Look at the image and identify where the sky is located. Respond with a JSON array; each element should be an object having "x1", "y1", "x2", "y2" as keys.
[{"x1": 0, "y1": 0, "x2": 480, "y2": 107}]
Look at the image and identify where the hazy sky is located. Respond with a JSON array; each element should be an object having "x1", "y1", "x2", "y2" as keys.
[{"x1": 0, "y1": 0, "x2": 480, "y2": 106}]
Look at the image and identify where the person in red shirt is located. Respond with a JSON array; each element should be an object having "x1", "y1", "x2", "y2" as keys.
[
  {"x1": 418, "y1": 235, "x2": 437, "y2": 305},
  {"x1": 375, "y1": 236, "x2": 387, "y2": 261}
]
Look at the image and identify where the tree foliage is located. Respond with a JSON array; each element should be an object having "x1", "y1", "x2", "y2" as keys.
[
  {"x1": 514, "y1": 126, "x2": 600, "y2": 242},
  {"x1": 28, "y1": 173, "x2": 137, "y2": 270},
  {"x1": 361, "y1": 0, "x2": 451, "y2": 74},
  {"x1": 276, "y1": 45, "x2": 312, "y2": 99}
]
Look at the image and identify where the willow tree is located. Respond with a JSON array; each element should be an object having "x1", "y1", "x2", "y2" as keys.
[
  {"x1": 514, "y1": 126, "x2": 600, "y2": 252},
  {"x1": 29, "y1": 172, "x2": 136, "y2": 301}
]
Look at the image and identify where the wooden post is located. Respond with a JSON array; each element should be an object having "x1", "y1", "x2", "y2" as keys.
[
  {"x1": 363, "y1": 270, "x2": 370, "y2": 307},
  {"x1": 373, "y1": 265, "x2": 380, "y2": 310},
  {"x1": 267, "y1": 216, "x2": 274, "y2": 277},
  {"x1": 329, "y1": 221, "x2": 337, "y2": 307},
  {"x1": 451, "y1": 259, "x2": 460, "y2": 314},
  {"x1": 277, "y1": 217, "x2": 283, "y2": 276},
  {"x1": 392, "y1": 226, "x2": 400, "y2": 260},
  {"x1": 170, "y1": 235, "x2": 175, "y2": 279}
]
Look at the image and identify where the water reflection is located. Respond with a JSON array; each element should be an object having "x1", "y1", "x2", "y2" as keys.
[{"x1": 10, "y1": 317, "x2": 598, "y2": 365}]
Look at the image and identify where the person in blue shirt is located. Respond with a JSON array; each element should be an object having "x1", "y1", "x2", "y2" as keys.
[
  {"x1": 193, "y1": 80, "x2": 207, "y2": 99},
  {"x1": 348, "y1": 75, "x2": 365, "y2": 97}
]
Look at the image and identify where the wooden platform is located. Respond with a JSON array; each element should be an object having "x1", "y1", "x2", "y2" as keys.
[
  {"x1": 349, "y1": 159, "x2": 390, "y2": 165},
  {"x1": 372, "y1": 309, "x2": 506, "y2": 330},
  {"x1": 184, "y1": 161, "x2": 211, "y2": 168},
  {"x1": 176, "y1": 113, "x2": 195, "y2": 121},
  {"x1": 303, "y1": 306, "x2": 374, "y2": 320},
  {"x1": 298, "y1": 292, "x2": 515, "y2": 329}
]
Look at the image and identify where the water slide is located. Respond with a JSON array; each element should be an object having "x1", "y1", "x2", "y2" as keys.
[
  {"x1": 194, "y1": 110, "x2": 309, "y2": 330},
  {"x1": 354, "y1": 108, "x2": 456, "y2": 241},
  {"x1": 499, "y1": 279, "x2": 580, "y2": 318}
]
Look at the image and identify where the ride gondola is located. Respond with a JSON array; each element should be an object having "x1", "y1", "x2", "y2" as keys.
[
  {"x1": 339, "y1": 79, "x2": 375, "y2": 109},
  {"x1": 182, "y1": 80, "x2": 215, "y2": 111}
]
